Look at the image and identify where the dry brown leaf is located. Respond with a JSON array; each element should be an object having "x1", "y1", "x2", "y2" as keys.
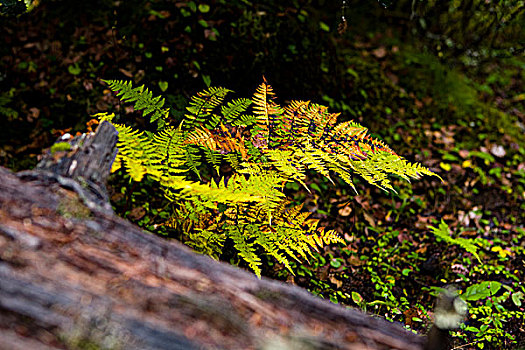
[{"x1": 372, "y1": 46, "x2": 386, "y2": 58}]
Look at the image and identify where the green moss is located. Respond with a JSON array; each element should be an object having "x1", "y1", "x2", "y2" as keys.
[
  {"x1": 57, "y1": 195, "x2": 91, "y2": 219},
  {"x1": 50, "y1": 142, "x2": 72, "y2": 154}
]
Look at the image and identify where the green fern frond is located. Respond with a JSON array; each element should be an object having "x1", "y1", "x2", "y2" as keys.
[
  {"x1": 159, "y1": 175, "x2": 265, "y2": 210},
  {"x1": 103, "y1": 80, "x2": 169, "y2": 128},
  {"x1": 124, "y1": 157, "x2": 148, "y2": 181},
  {"x1": 203, "y1": 148, "x2": 222, "y2": 174},
  {"x1": 184, "y1": 86, "x2": 231, "y2": 129},
  {"x1": 229, "y1": 225, "x2": 262, "y2": 277},
  {"x1": 186, "y1": 229, "x2": 225, "y2": 258},
  {"x1": 184, "y1": 145, "x2": 202, "y2": 178},
  {"x1": 295, "y1": 145, "x2": 334, "y2": 183},
  {"x1": 93, "y1": 112, "x2": 116, "y2": 123},
  {"x1": 254, "y1": 231, "x2": 293, "y2": 272},
  {"x1": 110, "y1": 123, "x2": 158, "y2": 181},
  {"x1": 252, "y1": 78, "x2": 283, "y2": 148},
  {"x1": 429, "y1": 220, "x2": 482, "y2": 263},
  {"x1": 264, "y1": 149, "x2": 307, "y2": 188},
  {"x1": 221, "y1": 98, "x2": 252, "y2": 124},
  {"x1": 232, "y1": 113, "x2": 257, "y2": 127},
  {"x1": 151, "y1": 126, "x2": 187, "y2": 177},
  {"x1": 224, "y1": 152, "x2": 241, "y2": 171}
]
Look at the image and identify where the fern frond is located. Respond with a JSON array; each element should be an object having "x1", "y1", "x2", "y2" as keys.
[
  {"x1": 93, "y1": 112, "x2": 116, "y2": 123},
  {"x1": 184, "y1": 145, "x2": 202, "y2": 178},
  {"x1": 429, "y1": 220, "x2": 482, "y2": 263},
  {"x1": 151, "y1": 126, "x2": 187, "y2": 177},
  {"x1": 203, "y1": 148, "x2": 222, "y2": 174},
  {"x1": 224, "y1": 152, "x2": 241, "y2": 171},
  {"x1": 229, "y1": 225, "x2": 262, "y2": 277},
  {"x1": 221, "y1": 98, "x2": 252, "y2": 124},
  {"x1": 100, "y1": 78, "x2": 439, "y2": 277},
  {"x1": 184, "y1": 86, "x2": 231, "y2": 129},
  {"x1": 186, "y1": 127, "x2": 217, "y2": 150},
  {"x1": 232, "y1": 113, "x2": 257, "y2": 127},
  {"x1": 161, "y1": 175, "x2": 264, "y2": 206},
  {"x1": 124, "y1": 157, "x2": 148, "y2": 181},
  {"x1": 264, "y1": 149, "x2": 307, "y2": 188},
  {"x1": 214, "y1": 123, "x2": 248, "y2": 159},
  {"x1": 103, "y1": 80, "x2": 169, "y2": 128},
  {"x1": 295, "y1": 145, "x2": 334, "y2": 183},
  {"x1": 252, "y1": 78, "x2": 283, "y2": 148},
  {"x1": 254, "y1": 230, "x2": 293, "y2": 272},
  {"x1": 110, "y1": 123, "x2": 158, "y2": 181}
]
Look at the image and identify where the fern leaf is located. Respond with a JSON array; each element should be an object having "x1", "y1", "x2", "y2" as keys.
[
  {"x1": 203, "y1": 148, "x2": 222, "y2": 174},
  {"x1": 186, "y1": 127, "x2": 217, "y2": 150},
  {"x1": 252, "y1": 78, "x2": 283, "y2": 148},
  {"x1": 111, "y1": 123, "x2": 157, "y2": 181},
  {"x1": 264, "y1": 149, "x2": 307, "y2": 188},
  {"x1": 429, "y1": 220, "x2": 482, "y2": 263},
  {"x1": 221, "y1": 98, "x2": 252, "y2": 124},
  {"x1": 103, "y1": 80, "x2": 169, "y2": 128},
  {"x1": 233, "y1": 113, "x2": 257, "y2": 127},
  {"x1": 184, "y1": 145, "x2": 202, "y2": 178},
  {"x1": 184, "y1": 86, "x2": 231, "y2": 129},
  {"x1": 124, "y1": 157, "x2": 148, "y2": 181},
  {"x1": 151, "y1": 126, "x2": 187, "y2": 178},
  {"x1": 224, "y1": 152, "x2": 241, "y2": 171},
  {"x1": 99, "y1": 78, "x2": 440, "y2": 277},
  {"x1": 229, "y1": 225, "x2": 262, "y2": 277}
]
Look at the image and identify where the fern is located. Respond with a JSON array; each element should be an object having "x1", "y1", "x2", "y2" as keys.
[
  {"x1": 245, "y1": 79, "x2": 440, "y2": 192},
  {"x1": 184, "y1": 86, "x2": 231, "y2": 129},
  {"x1": 100, "y1": 78, "x2": 439, "y2": 277},
  {"x1": 110, "y1": 123, "x2": 157, "y2": 181},
  {"x1": 203, "y1": 148, "x2": 222, "y2": 174},
  {"x1": 221, "y1": 98, "x2": 252, "y2": 124},
  {"x1": 103, "y1": 80, "x2": 169, "y2": 128},
  {"x1": 184, "y1": 145, "x2": 203, "y2": 178},
  {"x1": 229, "y1": 225, "x2": 262, "y2": 276},
  {"x1": 429, "y1": 220, "x2": 482, "y2": 263},
  {"x1": 151, "y1": 126, "x2": 187, "y2": 177}
]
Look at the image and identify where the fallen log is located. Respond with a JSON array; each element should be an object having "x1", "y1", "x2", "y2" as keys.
[{"x1": 0, "y1": 122, "x2": 427, "y2": 349}]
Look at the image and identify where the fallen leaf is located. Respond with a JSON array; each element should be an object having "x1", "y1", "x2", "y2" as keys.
[
  {"x1": 459, "y1": 149, "x2": 470, "y2": 158},
  {"x1": 119, "y1": 68, "x2": 133, "y2": 77},
  {"x1": 347, "y1": 255, "x2": 366, "y2": 266},
  {"x1": 329, "y1": 275, "x2": 343, "y2": 288},
  {"x1": 490, "y1": 145, "x2": 506, "y2": 157},
  {"x1": 372, "y1": 46, "x2": 386, "y2": 58},
  {"x1": 338, "y1": 206, "x2": 352, "y2": 217},
  {"x1": 128, "y1": 207, "x2": 146, "y2": 220},
  {"x1": 363, "y1": 212, "x2": 376, "y2": 227}
]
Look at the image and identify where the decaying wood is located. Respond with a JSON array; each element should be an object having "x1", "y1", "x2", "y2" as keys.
[{"x1": 0, "y1": 122, "x2": 427, "y2": 349}]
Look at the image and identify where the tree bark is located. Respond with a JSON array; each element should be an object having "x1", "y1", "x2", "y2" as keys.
[{"x1": 0, "y1": 122, "x2": 427, "y2": 350}]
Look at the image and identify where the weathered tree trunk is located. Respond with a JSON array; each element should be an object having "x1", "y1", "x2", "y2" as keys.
[{"x1": 0, "y1": 122, "x2": 427, "y2": 350}]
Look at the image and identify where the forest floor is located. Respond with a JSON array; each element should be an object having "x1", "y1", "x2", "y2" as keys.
[{"x1": 1, "y1": 1, "x2": 524, "y2": 349}]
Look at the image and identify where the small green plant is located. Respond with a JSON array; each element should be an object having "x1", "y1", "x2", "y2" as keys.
[
  {"x1": 458, "y1": 281, "x2": 525, "y2": 348},
  {"x1": 429, "y1": 220, "x2": 482, "y2": 263},
  {"x1": 97, "y1": 78, "x2": 438, "y2": 276},
  {"x1": 0, "y1": 91, "x2": 18, "y2": 120}
]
